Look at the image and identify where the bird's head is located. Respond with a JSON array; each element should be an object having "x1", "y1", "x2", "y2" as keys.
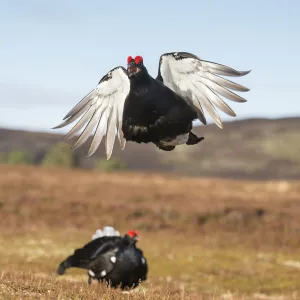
[
  {"x1": 127, "y1": 229, "x2": 140, "y2": 242},
  {"x1": 127, "y1": 56, "x2": 145, "y2": 79}
]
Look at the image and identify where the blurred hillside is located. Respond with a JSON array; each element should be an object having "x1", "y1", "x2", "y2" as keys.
[{"x1": 0, "y1": 117, "x2": 299, "y2": 179}]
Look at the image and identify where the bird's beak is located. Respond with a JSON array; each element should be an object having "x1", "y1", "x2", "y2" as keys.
[
  {"x1": 133, "y1": 235, "x2": 140, "y2": 242},
  {"x1": 127, "y1": 61, "x2": 141, "y2": 77}
]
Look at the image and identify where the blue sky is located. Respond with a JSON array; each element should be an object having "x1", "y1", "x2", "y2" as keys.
[{"x1": 1, "y1": 0, "x2": 299, "y2": 133}]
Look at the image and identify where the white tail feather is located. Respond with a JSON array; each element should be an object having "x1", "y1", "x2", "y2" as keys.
[{"x1": 91, "y1": 226, "x2": 120, "y2": 240}]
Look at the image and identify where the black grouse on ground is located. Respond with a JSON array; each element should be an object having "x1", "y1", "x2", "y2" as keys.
[
  {"x1": 57, "y1": 226, "x2": 148, "y2": 289},
  {"x1": 54, "y1": 51, "x2": 251, "y2": 159}
]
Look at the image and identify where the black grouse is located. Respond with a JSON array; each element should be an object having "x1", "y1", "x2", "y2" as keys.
[
  {"x1": 57, "y1": 227, "x2": 148, "y2": 289},
  {"x1": 54, "y1": 51, "x2": 251, "y2": 159}
]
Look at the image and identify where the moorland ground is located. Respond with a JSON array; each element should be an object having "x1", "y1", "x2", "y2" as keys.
[{"x1": 1, "y1": 165, "x2": 300, "y2": 299}]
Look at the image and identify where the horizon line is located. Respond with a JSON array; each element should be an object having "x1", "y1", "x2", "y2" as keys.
[{"x1": 1, "y1": 115, "x2": 299, "y2": 135}]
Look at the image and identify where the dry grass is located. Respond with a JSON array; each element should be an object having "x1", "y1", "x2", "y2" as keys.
[{"x1": 1, "y1": 165, "x2": 300, "y2": 299}]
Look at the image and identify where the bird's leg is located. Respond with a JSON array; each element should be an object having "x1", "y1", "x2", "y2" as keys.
[
  {"x1": 88, "y1": 274, "x2": 92, "y2": 285},
  {"x1": 186, "y1": 132, "x2": 204, "y2": 145}
]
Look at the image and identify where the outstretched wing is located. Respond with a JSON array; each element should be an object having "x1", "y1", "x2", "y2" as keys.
[
  {"x1": 53, "y1": 66, "x2": 130, "y2": 159},
  {"x1": 156, "y1": 52, "x2": 251, "y2": 129}
]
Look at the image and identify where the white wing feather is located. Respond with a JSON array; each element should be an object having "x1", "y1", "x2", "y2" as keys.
[
  {"x1": 53, "y1": 67, "x2": 130, "y2": 159},
  {"x1": 159, "y1": 52, "x2": 251, "y2": 129}
]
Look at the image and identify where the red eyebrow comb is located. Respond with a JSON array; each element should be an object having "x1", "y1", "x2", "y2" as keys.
[
  {"x1": 127, "y1": 230, "x2": 139, "y2": 237},
  {"x1": 134, "y1": 56, "x2": 143, "y2": 64},
  {"x1": 127, "y1": 56, "x2": 133, "y2": 64}
]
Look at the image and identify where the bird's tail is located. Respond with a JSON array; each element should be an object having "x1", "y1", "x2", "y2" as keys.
[
  {"x1": 56, "y1": 254, "x2": 90, "y2": 275},
  {"x1": 56, "y1": 258, "x2": 71, "y2": 275},
  {"x1": 91, "y1": 226, "x2": 120, "y2": 240}
]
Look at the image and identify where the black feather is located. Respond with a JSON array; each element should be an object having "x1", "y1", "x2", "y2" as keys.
[
  {"x1": 122, "y1": 68, "x2": 197, "y2": 144},
  {"x1": 56, "y1": 234, "x2": 147, "y2": 289}
]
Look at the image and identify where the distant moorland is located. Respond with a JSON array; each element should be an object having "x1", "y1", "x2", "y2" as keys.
[{"x1": 0, "y1": 117, "x2": 299, "y2": 179}]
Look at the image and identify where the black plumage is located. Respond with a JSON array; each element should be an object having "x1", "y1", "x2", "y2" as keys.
[
  {"x1": 57, "y1": 230, "x2": 148, "y2": 289},
  {"x1": 122, "y1": 63, "x2": 201, "y2": 151},
  {"x1": 53, "y1": 51, "x2": 250, "y2": 159}
]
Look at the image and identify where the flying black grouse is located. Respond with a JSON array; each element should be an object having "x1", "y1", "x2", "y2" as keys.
[
  {"x1": 57, "y1": 226, "x2": 148, "y2": 289},
  {"x1": 54, "y1": 51, "x2": 251, "y2": 159}
]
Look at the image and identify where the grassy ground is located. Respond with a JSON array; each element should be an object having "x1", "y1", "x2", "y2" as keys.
[{"x1": 1, "y1": 165, "x2": 300, "y2": 299}]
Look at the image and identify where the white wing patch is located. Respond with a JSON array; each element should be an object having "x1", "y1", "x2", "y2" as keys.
[
  {"x1": 91, "y1": 226, "x2": 120, "y2": 240},
  {"x1": 53, "y1": 67, "x2": 130, "y2": 159},
  {"x1": 110, "y1": 256, "x2": 117, "y2": 263},
  {"x1": 159, "y1": 53, "x2": 250, "y2": 129},
  {"x1": 100, "y1": 270, "x2": 107, "y2": 277}
]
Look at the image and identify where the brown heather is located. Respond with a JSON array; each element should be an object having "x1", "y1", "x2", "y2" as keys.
[{"x1": 0, "y1": 165, "x2": 300, "y2": 299}]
